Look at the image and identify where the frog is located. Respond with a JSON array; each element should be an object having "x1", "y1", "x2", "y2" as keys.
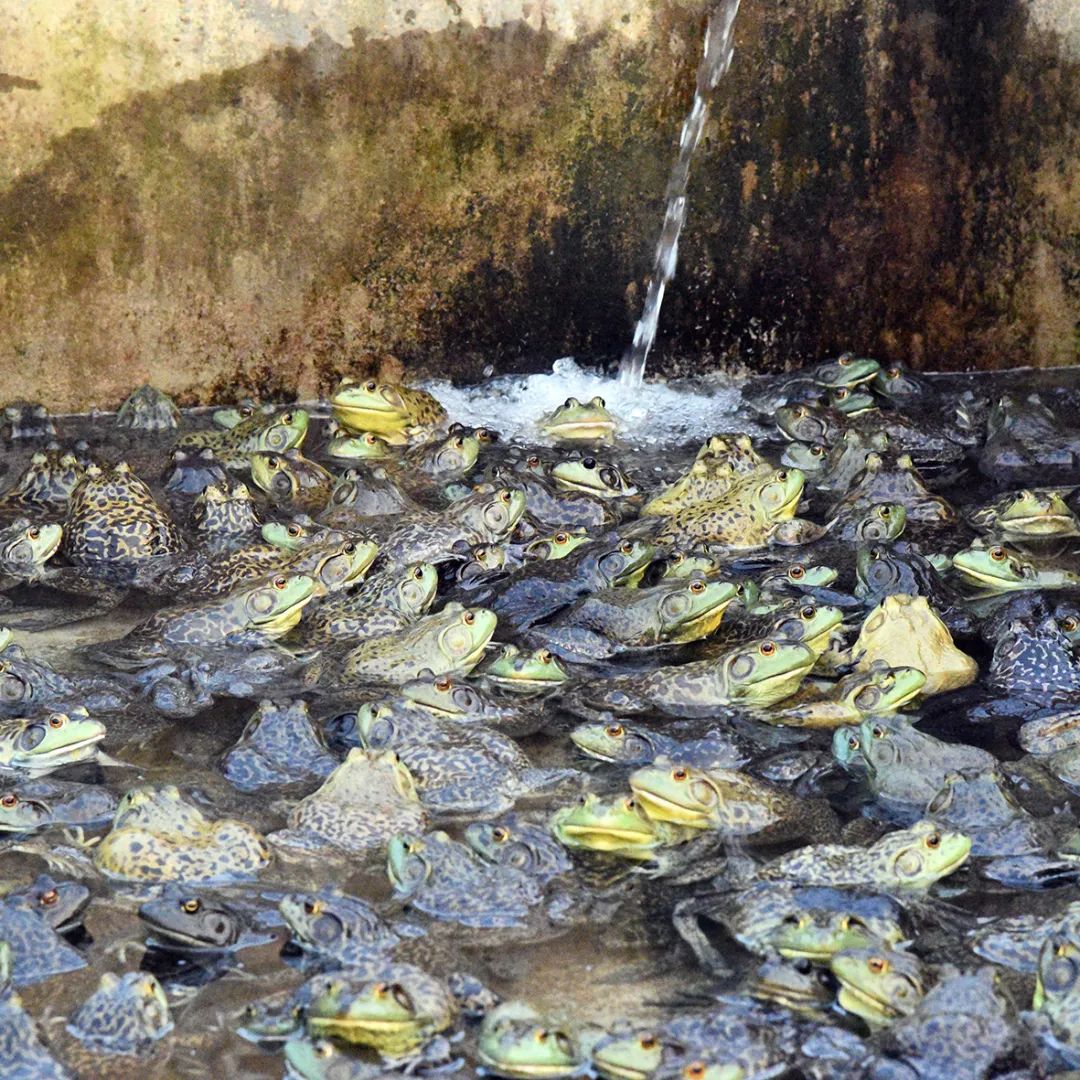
[
  {"x1": 0, "y1": 942, "x2": 73, "y2": 1077},
  {"x1": 320, "y1": 466, "x2": 423, "y2": 522},
  {"x1": 753, "y1": 820, "x2": 971, "y2": 891},
  {"x1": 700, "y1": 601, "x2": 844, "y2": 663},
  {"x1": 190, "y1": 482, "x2": 262, "y2": 541},
  {"x1": 3, "y1": 402, "x2": 57, "y2": 442},
  {"x1": 767, "y1": 663, "x2": 926, "y2": 730},
  {"x1": 569, "y1": 719, "x2": 748, "y2": 770},
  {"x1": 221, "y1": 698, "x2": 338, "y2": 793},
  {"x1": 988, "y1": 615, "x2": 1080, "y2": 706},
  {"x1": 330, "y1": 378, "x2": 447, "y2": 443},
  {"x1": 0, "y1": 641, "x2": 133, "y2": 713},
  {"x1": 970, "y1": 900, "x2": 1080, "y2": 974},
  {"x1": 0, "y1": 899, "x2": 88, "y2": 985},
  {"x1": 464, "y1": 813, "x2": 574, "y2": 884},
  {"x1": 484, "y1": 536, "x2": 655, "y2": 634},
  {"x1": 387, "y1": 830, "x2": 542, "y2": 928},
  {"x1": 175, "y1": 405, "x2": 309, "y2": 467},
  {"x1": 643, "y1": 434, "x2": 770, "y2": 516},
  {"x1": 523, "y1": 529, "x2": 594, "y2": 562},
  {"x1": 305, "y1": 962, "x2": 457, "y2": 1055},
  {"x1": 271, "y1": 749, "x2": 427, "y2": 857},
  {"x1": 339, "y1": 604, "x2": 497, "y2": 684},
  {"x1": 477, "y1": 1001, "x2": 584, "y2": 1078},
  {"x1": 652, "y1": 468, "x2": 805, "y2": 550},
  {"x1": 830, "y1": 946, "x2": 928, "y2": 1027},
  {"x1": 539, "y1": 396, "x2": 617, "y2": 443},
  {"x1": 0, "y1": 447, "x2": 85, "y2": 511},
  {"x1": 3, "y1": 874, "x2": 89, "y2": 933},
  {"x1": 780, "y1": 429, "x2": 891, "y2": 495},
  {"x1": 301, "y1": 561, "x2": 438, "y2": 645},
  {"x1": 162, "y1": 445, "x2": 230, "y2": 498},
  {"x1": 115, "y1": 384, "x2": 180, "y2": 431},
  {"x1": 969, "y1": 488, "x2": 1080, "y2": 540},
  {"x1": 826, "y1": 453, "x2": 955, "y2": 525},
  {"x1": 94, "y1": 785, "x2": 270, "y2": 883},
  {"x1": 0, "y1": 519, "x2": 62, "y2": 591},
  {"x1": 0, "y1": 708, "x2": 106, "y2": 773},
  {"x1": 402, "y1": 432, "x2": 480, "y2": 478},
  {"x1": 279, "y1": 887, "x2": 404, "y2": 968},
  {"x1": 1032, "y1": 930, "x2": 1080, "y2": 1064},
  {"x1": 828, "y1": 384, "x2": 877, "y2": 415},
  {"x1": 872, "y1": 362, "x2": 933, "y2": 403},
  {"x1": 527, "y1": 575, "x2": 738, "y2": 662},
  {"x1": 845, "y1": 594, "x2": 978, "y2": 696},
  {"x1": 565, "y1": 637, "x2": 815, "y2": 718},
  {"x1": 477, "y1": 644, "x2": 570, "y2": 692},
  {"x1": 395, "y1": 672, "x2": 545, "y2": 738},
  {"x1": 951, "y1": 541, "x2": 1080, "y2": 594},
  {"x1": 548, "y1": 455, "x2": 637, "y2": 499},
  {"x1": 282, "y1": 1037, "x2": 386, "y2": 1079},
  {"x1": 549, "y1": 791, "x2": 695, "y2": 860},
  {"x1": 66, "y1": 971, "x2": 173, "y2": 1055},
  {"x1": 326, "y1": 430, "x2": 392, "y2": 462},
  {"x1": 0, "y1": 779, "x2": 116, "y2": 832},
  {"x1": 628, "y1": 760, "x2": 834, "y2": 843},
  {"x1": 979, "y1": 392, "x2": 1080, "y2": 485},
  {"x1": 250, "y1": 449, "x2": 334, "y2": 513},
  {"x1": 138, "y1": 892, "x2": 274, "y2": 954}
]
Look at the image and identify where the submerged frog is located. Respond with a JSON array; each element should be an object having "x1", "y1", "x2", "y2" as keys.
[
  {"x1": 115, "y1": 385, "x2": 180, "y2": 431},
  {"x1": 951, "y1": 542, "x2": 1080, "y2": 593},
  {"x1": 279, "y1": 887, "x2": 402, "y2": 968},
  {"x1": 175, "y1": 406, "x2": 309, "y2": 467},
  {"x1": 250, "y1": 449, "x2": 334, "y2": 513},
  {"x1": 969, "y1": 488, "x2": 1080, "y2": 540},
  {"x1": 66, "y1": 971, "x2": 173, "y2": 1055},
  {"x1": 830, "y1": 946, "x2": 927, "y2": 1028},
  {"x1": 477, "y1": 1002, "x2": 584, "y2": 1078},
  {"x1": 139, "y1": 893, "x2": 273, "y2": 954},
  {"x1": 570, "y1": 719, "x2": 747, "y2": 770}
]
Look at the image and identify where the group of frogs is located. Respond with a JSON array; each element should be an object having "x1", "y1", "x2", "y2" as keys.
[{"x1": 4, "y1": 362, "x2": 1080, "y2": 1076}]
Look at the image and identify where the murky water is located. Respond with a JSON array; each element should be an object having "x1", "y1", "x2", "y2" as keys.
[{"x1": 4, "y1": 362, "x2": 1080, "y2": 1076}]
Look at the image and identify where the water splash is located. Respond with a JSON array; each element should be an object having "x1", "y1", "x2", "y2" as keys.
[
  {"x1": 619, "y1": 0, "x2": 742, "y2": 388},
  {"x1": 422, "y1": 357, "x2": 761, "y2": 450}
]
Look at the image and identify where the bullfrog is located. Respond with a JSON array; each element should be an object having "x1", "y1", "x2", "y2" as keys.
[
  {"x1": 652, "y1": 468, "x2": 805, "y2": 549},
  {"x1": 527, "y1": 576, "x2": 737, "y2": 662},
  {"x1": 701, "y1": 600, "x2": 844, "y2": 662},
  {"x1": 402, "y1": 431, "x2": 480, "y2": 478},
  {"x1": 330, "y1": 378, "x2": 447, "y2": 443},
  {"x1": 833, "y1": 715, "x2": 996, "y2": 810},
  {"x1": 1033, "y1": 931, "x2": 1080, "y2": 1063},
  {"x1": 767, "y1": 663, "x2": 926, "y2": 729},
  {"x1": 629, "y1": 760, "x2": 833, "y2": 843},
  {"x1": 0, "y1": 900, "x2": 87, "y2": 984},
  {"x1": 781, "y1": 429, "x2": 890, "y2": 495},
  {"x1": 465, "y1": 813, "x2": 574, "y2": 884},
  {"x1": 539, "y1": 396, "x2": 617, "y2": 443},
  {"x1": 0, "y1": 708, "x2": 106, "y2": 773},
  {"x1": 162, "y1": 446, "x2": 229, "y2": 497},
  {"x1": 549, "y1": 455, "x2": 637, "y2": 499},
  {"x1": 477, "y1": 1002, "x2": 583, "y2": 1078},
  {"x1": 0, "y1": 447, "x2": 84, "y2": 511},
  {"x1": 484, "y1": 536, "x2": 655, "y2": 633},
  {"x1": 138, "y1": 892, "x2": 273, "y2": 954},
  {"x1": 4, "y1": 874, "x2": 89, "y2": 933},
  {"x1": 250, "y1": 449, "x2": 334, "y2": 513},
  {"x1": 326, "y1": 430, "x2": 392, "y2": 462},
  {"x1": 0, "y1": 641, "x2": 132, "y2": 713},
  {"x1": 846, "y1": 594, "x2": 978, "y2": 696},
  {"x1": 754, "y1": 820, "x2": 971, "y2": 891},
  {"x1": 175, "y1": 406, "x2": 309, "y2": 467},
  {"x1": 190, "y1": 482, "x2": 261, "y2": 540},
  {"x1": 283, "y1": 1037, "x2": 386, "y2": 1078},
  {"x1": 550, "y1": 791, "x2": 695, "y2": 860},
  {"x1": 826, "y1": 453, "x2": 955, "y2": 524},
  {"x1": 271, "y1": 749, "x2": 427, "y2": 856},
  {"x1": 523, "y1": 529, "x2": 593, "y2": 562},
  {"x1": 66, "y1": 971, "x2": 173, "y2": 1055},
  {"x1": 969, "y1": 488, "x2": 1080, "y2": 540},
  {"x1": 565, "y1": 637, "x2": 815, "y2": 717},
  {"x1": 872, "y1": 362, "x2": 932, "y2": 403},
  {"x1": 477, "y1": 644, "x2": 570, "y2": 692},
  {"x1": 279, "y1": 887, "x2": 403, "y2": 968},
  {"x1": 3, "y1": 403, "x2": 57, "y2": 442},
  {"x1": 989, "y1": 615, "x2": 1080, "y2": 705},
  {"x1": 94, "y1": 785, "x2": 270, "y2": 883},
  {"x1": 61, "y1": 462, "x2": 184, "y2": 564},
  {"x1": 971, "y1": 901, "x2": 1080, "y2": 974},
  {"x1": 0, "y1": 778, "x2": 116, "y2": 832},
  {"x1": 570, "y1": 719, "x2": 748, "y2": 770},
  {"x1": 979, "y1": 392, "x2": 1080, "y2": 484},
  {"x1": 302, "y1": 561, "x2": 438, "y2": 645},
  {"x1": 0, "y1": 941, "x2": 73, "y2": 1077},
  {"x1": 0, "y1": 519, "x2": 62, "y2": 590},
  {"x1": 221, "y1": 698, "x2": 337, "y2": 793},
  {"x1": 951, "y1": 541, "x2": 1080, "y2": 593},
  {"x1": 830, "y1": 946, "x2": 928, "y2": 1027},
  {"x1": 319, "y1": 466, "x2": 421, "y2": 522},
  {"x1": 643, "y1": 435, "x2": 768, "y2": 516},
  {"x1": 388, "y1": 830, "x2": 541, "y2": 928},
  {"x1": 115, "y1": 384, "x2": 180, "y2": 431},
  {"x1": 306, "y1": 962, "x2": 457, "y2": 1054}
]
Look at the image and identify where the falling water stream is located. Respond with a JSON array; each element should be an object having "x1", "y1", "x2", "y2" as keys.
[{"x1": 618, "y1": 0, "x2": 742, "y2": 388}]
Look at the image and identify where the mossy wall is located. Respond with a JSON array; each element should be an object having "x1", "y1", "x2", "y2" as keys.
[{"x1": 0, "y1": 0, "x2": 1076, "y2": 409}]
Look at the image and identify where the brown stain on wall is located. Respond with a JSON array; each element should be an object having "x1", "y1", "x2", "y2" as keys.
[{"x1": 0, "y1": 0, "x2": 1076, "y2": 410}]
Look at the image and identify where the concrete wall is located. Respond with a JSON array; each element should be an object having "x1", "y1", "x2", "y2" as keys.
[{"x1": 0, "y1": 0, "x2": 1076, "y2": 409}]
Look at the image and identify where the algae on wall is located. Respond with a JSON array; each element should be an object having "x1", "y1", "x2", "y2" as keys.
[{"x1": 0, "y1": 0, "x2": 1076, "y2": 410}]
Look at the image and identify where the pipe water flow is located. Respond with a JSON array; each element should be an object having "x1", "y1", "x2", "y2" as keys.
[{"x1": 618, "y1": 0, "x2": 742, "y2": 388}]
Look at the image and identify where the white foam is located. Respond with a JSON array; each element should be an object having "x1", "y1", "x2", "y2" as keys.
[{"x1": 420, "y1": 357, "x2": 763, "y2": 450}]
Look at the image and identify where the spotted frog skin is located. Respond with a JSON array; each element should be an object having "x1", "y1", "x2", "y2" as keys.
[
  {"x1": 0, "y1": 778, "x2": 116, "y2": 832},
  {"x1": 0, "y1": 446, "x2": 85, "y2": 511},
  {"x1": 280, "y1": 887, "x2": 402, "y2": 968},
  {"x1": 175, "y1": 406, "x2": 309, "y2": 467},
  {"x1": 250, "y1": 449, "x2": 335, "y2": 513},
  {"x1": 644, "y1": 435, "x2": 769, "y2": 516},
  {"x1": 62, "y1": 462, "x2": 183, "y2": 563},
  {"x1": 66, "y1": 971, "x2": 173, "y2": 1055},
  {"x1": 115, "y1": 385, "x2": 180, "y2": 431},
  {"x1": 331, "y1": 378, "x2": 447, "y2": 443},
  {"x1": 191, "y1": 482, "x2": 262, "y2": 538}
]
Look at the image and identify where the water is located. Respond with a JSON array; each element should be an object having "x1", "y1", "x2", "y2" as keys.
[{"x1": 618, "y1": 0, "x2": 742, "y2": 388}]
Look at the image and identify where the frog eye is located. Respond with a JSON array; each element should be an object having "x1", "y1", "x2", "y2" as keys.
[
  {"x1": 990, "y1": 547, "x2": 1007, "y2": 561},
  {"x1": 316, "y1": 1042, "x2": 334, "y2": 1059},
  {"x1": 810, "y1": 445, "x2": 824, "y2": 457},
  {"x1": 40, "y1": 889, "x2": 58, "y2": 906},
  {"x1": 526, "y1": 456, "x2": 540, "y2": 468},
  {"x1": 563, "y1": 398, "x2": 579, "y2": 409},
  {"x1": 1063, "y1": 617, "x2": 1079, "y2": 633},
  {"x1": 789, "y1": 565, "x2": 805, "y2": 580},
  {"x1": 777, "y1": 470, "x2": 788, "y2": 481},
  {"x1": 684, "y1": 1064, "x2": 707, "y2": 1080},
  {"x1": 582, "y1": 457, "x2": 597, "y2": 470},
  {"x1": 847, "y1": 734, "x2": 860, "y2": 751},
  {"x1": 592, "y1": 397, "x2": 606, "y2": 408},
  {"x1": 475, "y1": 547, "x2": 488, "y2": 560},
  {"x1": 27, "y1": 527, "x2": 39, "y2": 540},
  {"x1": 266, "y1": 456, "x2": 279, "y2": 470},
  {"x1": 304, "y1": 900, "x2": 323, "y2": 915},
  {"x1": 365, "y1": 433, "x2": 378, "y2": 445},
  {"x1": 887, "y1": 368, "x2": 900, "y2": 379},
  {"x1": 620, "y1": 542, "x2": 634, "y2": 555},
  {"x1": 0, "y1": 795, "x2": 16, "y2": 809},
  {"x1": 554, "y1": 532, "x2": 569, "y2": 545},
  {"x1": 182, "y1": 899, "x2": 201, "y2": 914},
  {"x1": 492, "y1": 827, "x2": 509, "y2": 843},
  {"x1": 435, "y1": 677, "x2": 452, "y2": 692},
  {"x1": 605, "y1": 723, "x2": 624, "y2": 738},
  {"x1": 689, "y1": 579, "x2": 705, "y2": 594},
  {"x1": 282, "y1": 413, "x2": 294, "y2": 425},
  {"x1": 412, "y1": 566, "x2": 426, "y2": 580},
  {"x1": 835, "y1": 388, "x2": 849, "y2": 399},
  {"x1": 671, "y1": 767, "x2": 689, "y2": 782},
  {"x1": 759, "y1": 641, "x2": 777, "y2": 657},
  {"x1": 867, "y1": 956, "x2": 889, "y2": 974},
  {"x1": 871, "y1": 724, "x2": 886, "y2": 738},
  {"x1": 365, "y1": 381, "x2": 378, "y2": 392},
  {"x1": 538, "y1": 651, "x2": 553, "y2": 664},
  {"x1": 287, "y1": 524, "x2": 302, "y2": 537},
  {"x1": 343, "y1": 543, "x2": 356, "y2": 555},
  {"x1": 463, "y1": 611, "x2": 475, "y2": 626},
  {"x1": 793, "y1": 407, "x2": 806, "y2": 418},
  {"x1": 925, "y1": 831, "x2": 942, "y2": 850},
  {"x1": 273, "y1": 576, "x2": 288, "y2": 590},
  {"x1": 800, "y1": 606, "x2": 816, "y2": 620},
  {"x1": 499, "y1": 490, "x2": 512, "y2": 504},
  {"x1": 878, "y1": 506, "x2": 891, "y2": 518},
  {"x1": 639, "y1": 1035, "x2": 657, "y2": 1051},
  {"x1": 48, "y1": 715, "x2": 64, "y2": 729}
]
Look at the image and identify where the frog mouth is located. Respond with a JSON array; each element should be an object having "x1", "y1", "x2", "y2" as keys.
[
  {"x1": 591, "y1": 1059, "x2": 653, "y2": 1080},
  {"x1": 627, "y1": 789, "x2": 710, "y2": 828},
  {"x1": 546, "y1": 418, "x2": 615, "y2": 436},
  {"x1": 24, "y1": 731, "x2": 105, "y2": 765},
  {"x1": 308, "y1": 1015, "x2": 419, "y2": 1037},
  {"x1": 476, "y1": 1050, "x2": 580, "y2": 1078},
  {"x1": 254, "y1": 600, "x2": 309, "y2": 636},
  {"x1": 558, "y1": 824, "x2": 657, "y2": 848},
  {"x1": 836, "y1": 982, "x2": 896, "y2": 1021},
  {"x1": 950, "y1": 560, "x2": 1020, "y2": 589}
]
